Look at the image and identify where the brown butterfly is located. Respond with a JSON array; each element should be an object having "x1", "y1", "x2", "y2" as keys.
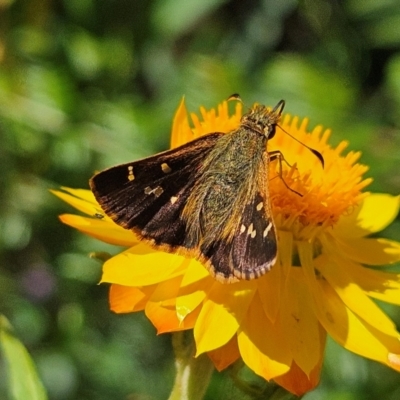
[{"x1": 90, "y1": 97, "x2": 323, "y2": 283}]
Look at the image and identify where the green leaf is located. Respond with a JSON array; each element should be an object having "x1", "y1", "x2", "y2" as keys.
[{"x1": 0, "y1": 316, "x2": 48, "y2": 400}]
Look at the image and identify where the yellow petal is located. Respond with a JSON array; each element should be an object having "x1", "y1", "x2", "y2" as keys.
[
  {"x1": 194, "y1": 281, "x2": 256, "y2": 355},
  {"x1": 176, "y1": 261, "x2": 213, "y2": 322},
  {"x1": 207, "y1": 336, "x2": 240, "y2": 371},
  {"x1": 60, "y1": 187, "x2": 98, "y2": 203},
  {"x1": 59, "y1": 214, "x2": 137, "y2": 247},
  {"x1": 256, "y1": 267, "x2": 281, "y2": 323},
  {"x1": 257, "y1": 230, "x2": 292, "y2": 323},
  {"x1": 170, "y1": 97, "x2": 191, "y2": 149},
  {"x1": 146, "y1": 298, "x2": 188, "y2": 333},
  {"x1": 331, "y1": 236, "x2": 400, "y2": 266},
  {"x1": 101, "y1": 244, "x2": 188, "y2": 286},
  {"x1": 345, "y1": 260, "x2": 400, "y2": 305},
  {"x1": 274, "y1": 359, "x2": 322, "y2": 396},
  {"x1": 316, "y1": 255, "x2": 399, "y2": 337},
  {"x1": 299, "y1": 242, "x2": 400, "y2": 366},
  {"x1": 145, "y1": 275, "x2": 197, "y2": 333},
  {"x1": 388, "y1": 353, "x2": 400, "y2": 372},
  {"x1": 237, "y1": 292, "x2": 291, "y2": 380},
  {"x1": 277, "y1": 230, "x2": 294, "y2": 277},
  {"x1": 109, "y1": 284, "x2": 156, "y2": 313},
  {"x1": 321, "y1": 278, "x2": 400, "y2": 365},
  {"x1": 334, "y1": 194, "x2": 400, "y2": 239},
  {"x1": 51, "y1": 189, "x2": 99, "y2": 216},
  {"x1": 279, "y1": 268, "x2": 322, "y2": 376}
]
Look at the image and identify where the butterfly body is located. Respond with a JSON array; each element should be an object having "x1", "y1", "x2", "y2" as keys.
[
  {"x1": 90, "y1": 101, "x2": 285, "y2": 283},
  {"x1": 183, "y1": 120, "x2": 271, "y2": 249}
]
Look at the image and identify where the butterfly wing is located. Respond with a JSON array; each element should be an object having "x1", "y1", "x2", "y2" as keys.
[
  {"x1": 199, "y1": 193, "x2": 277, "y2": 282},
  {"x1": 91, "y1": 133, "x2": 277, "y2": 284},
  {"x1": 90, "y1": 133, "x2": 223, "y2": 249},
  {"x1": 230, "y1": 192, "x2": 277, "y2": 279}
]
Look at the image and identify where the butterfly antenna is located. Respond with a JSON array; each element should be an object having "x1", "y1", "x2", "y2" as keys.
[
  {"x1": 278, "y1": 125, "x2": 324, "y2": 168},
  {"x1": 227, "y1": 93, "x2": 243, "y2": 104},
  {"x1": 228, "y1": 95, "x2": 324, "y2": 167}
]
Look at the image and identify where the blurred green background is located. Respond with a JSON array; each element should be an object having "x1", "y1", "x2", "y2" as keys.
[{"x1": 1, "y1": 0, "x2": 400, "y2": 399}]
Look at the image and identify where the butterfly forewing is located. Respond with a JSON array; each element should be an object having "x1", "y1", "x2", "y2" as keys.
[{"x1": 90, "y1": 133, "x2": 223, "y2": 249}]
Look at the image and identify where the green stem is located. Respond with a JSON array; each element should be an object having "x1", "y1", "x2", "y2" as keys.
[{"x1": 168, "y1": 331, "x2": 214, "y2": 400}]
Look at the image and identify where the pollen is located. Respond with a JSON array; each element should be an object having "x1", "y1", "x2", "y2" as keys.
[{"x1": 268, "y1": 115, "x2": 371, "y2": 238}]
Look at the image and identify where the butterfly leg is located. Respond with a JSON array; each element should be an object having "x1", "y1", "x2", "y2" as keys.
[{"x1": 269, "y1": 150, "x2": 303, "y2": 197}]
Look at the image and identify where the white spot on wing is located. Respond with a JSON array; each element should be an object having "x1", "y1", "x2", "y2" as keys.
[
  {"x1": 144, "y1": 186, "x2": 164, "y2": 197},
  {"x1": 127, "y1": 165, "x2": 135, "y2": 181},
  {"x1": 161, "y1": 163, "x2": 172, "y2": 173},
  {"x1": 247, "y1": 223, "x2": 254, "y2": 236},
  {"x1": 256, "y1": 202, "x2": 263, "y2": 211},
  {"x1": 153, "y1": 186, "x2": 164, "y2": 197},
  {"x1": 263, "y1": 222, "x2": 273, "y2": 238},
  {"x1": 170, "y1": 196, "x2": 178, "y2": 204}
]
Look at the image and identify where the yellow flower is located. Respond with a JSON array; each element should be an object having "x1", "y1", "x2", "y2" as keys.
[{"x1": 53, "y1": 98, "x2": 400, "y2": 396}]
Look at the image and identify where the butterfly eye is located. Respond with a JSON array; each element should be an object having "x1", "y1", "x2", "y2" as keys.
[{"x1": 266, "y1": 124, "x2": 276, "y2": 139}]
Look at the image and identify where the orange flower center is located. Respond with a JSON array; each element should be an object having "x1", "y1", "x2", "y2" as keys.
[{"x1": 268, "y1": 114, "x2": 371, "y2": 239}]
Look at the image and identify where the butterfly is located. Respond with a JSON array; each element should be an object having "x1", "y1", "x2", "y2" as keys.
[{"x1": 90, "y1": 97, "x2": 323, "y2": 283}]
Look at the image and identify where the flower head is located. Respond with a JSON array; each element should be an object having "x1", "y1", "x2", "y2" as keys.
[{"x1": 53, "y1": 98, "x2": 400, "y2": 395}]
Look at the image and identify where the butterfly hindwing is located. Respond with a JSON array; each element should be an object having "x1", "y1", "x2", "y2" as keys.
[
  {"x1": 230, "y1": 192, "x2": 277, "y2": 279},
  {"x1": 90, "y1": 133, "x2": 223, "y2": 248},
  {"x1": 199, "y1": 240, "x2": 235, "y2": 282},
  {"x1": 197, "y1": 193, "x2": 277, "y2": 282}
]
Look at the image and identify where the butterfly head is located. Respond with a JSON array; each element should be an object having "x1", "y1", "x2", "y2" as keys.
[{"x1": 241, "y1": 100, "x2": 285, "y2": 140}]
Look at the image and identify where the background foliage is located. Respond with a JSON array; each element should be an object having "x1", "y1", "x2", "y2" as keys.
[{"x1": 1, "y1": 0, "x2": 400, "y2": 399}]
